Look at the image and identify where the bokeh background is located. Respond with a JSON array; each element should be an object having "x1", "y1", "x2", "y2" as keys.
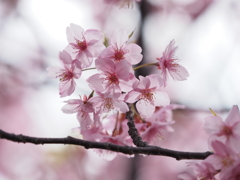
[{"x1": 0, "y1": 0, "x2": 240, "y2": 179}]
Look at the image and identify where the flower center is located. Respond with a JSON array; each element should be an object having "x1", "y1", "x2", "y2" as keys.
[
  {"x1": 114, "y1": 50, "x2": 124, "y2": 62},
  {"x1": 222, "y1": 125, "x2": 232, "y2": 136},
  {"x1": 76, "y1": 39, "x2": 87, "y2": 50},
  {"x1": 71, "y1": 37, "x2": 87, "y2": 51},
  {"x1": 106, "y1": 72, "x2": 119, "y2": 85},
  {"x1": 58, "y1": 70, "x2": 73, "y2": 82},
  {"x1": 141, "y1": 89, "x2": 155, "y2": 102},
  {"x1": 103, "y1": 98, "x2": 114, "y2": 112}
]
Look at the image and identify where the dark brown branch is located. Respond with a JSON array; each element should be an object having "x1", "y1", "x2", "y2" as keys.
[
  {"x1": 0, "y1": 129, "x2": 213, "y2": 160},
  {"x1": 126, "y1": 103, "x2": 148, "y2": 147}
]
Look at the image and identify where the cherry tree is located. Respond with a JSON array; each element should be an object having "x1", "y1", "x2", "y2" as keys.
[{"x1": 0, "y1": 0, "x2": 240, "y2": 179}]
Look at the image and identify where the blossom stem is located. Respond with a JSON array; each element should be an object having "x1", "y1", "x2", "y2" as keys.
[
  {"x1": 82, "y1": 67, "x2": 96, "y2": 71},
  {"x1": 133, "y1": 63, "x2": 158, "y2": 71}
]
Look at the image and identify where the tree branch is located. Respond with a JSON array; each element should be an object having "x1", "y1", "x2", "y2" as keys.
[
  {"x1": 0, "y1": 129, "x2": 213, "y2": 160},
  {"x1": 126, "y1": 103, "x2": 148, "y2": 147}
]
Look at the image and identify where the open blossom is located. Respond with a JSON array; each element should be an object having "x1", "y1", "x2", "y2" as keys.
[
  {"x1": 61, "y1": 95, "x2": 95, "y2": 130},
  {"x1": 204, "y1": 105, "x2": 240, "y2": 152},
  {"x1": 90, "y1": 91, "x2": 128, "y2": 113},
  {"x1": 87, "y1": 58, "x2": 135, "y2": 94},
  {"x1": 125, "y1": 74, "x2": 170, "y2": 118},
  {"x1": 185, "y1": 161, "x2": 217, "y2": 180},
  {"x1": 156, "y1": 40, "x2": 189, "y2": 86},
  {"x1": 46, "y1": 50, "x2": 82, "y2": 97},
  {"x1": 98, "y1": 28, "x2": 142, "y2": 65},
  {"x1": 65, "y1": 23, "x2": 105, "y2": 68},
  {"x1": 205, "y1": 140, "x2": 240, "y2": 179}
]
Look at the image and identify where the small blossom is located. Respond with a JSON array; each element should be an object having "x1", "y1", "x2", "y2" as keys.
[
  {"x1": 99, "y1": 28, "x2": 142, "y2": 65},
  {"x1": 89, "y1": 91, "x2": 129, "y2": 113},
  {"x1": 186, "y1": 161, "x2": 217, "y2": 180},
  {"x1": 87, "y1": 58, "x2": 135, "y2": 94},
  {"x1": 125, "y1": 74, "x2": 170, "y2": 118},
  {"x1": 61, "y1": 95, "x2": 95, "y2": 130},
  {"x1": 65, "y1": 23, "x2": 105, "y2": 68},
  {"x1": 140, "y1": 120, "x2": 174, "y2": 145},
  {"x1": 46, "y1": 50, "x2": 82, "y2": 97},
  {"x1": 204, "y1": 105, "x2": 240, "y2": 152},
  {"x1": 156, "y1": 40, "x2": 189, "y2": 86}
]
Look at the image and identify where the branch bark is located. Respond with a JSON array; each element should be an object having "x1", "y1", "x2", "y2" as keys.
[{"x1": 0, "y1": 129, "x2": 212, "y2": 161}]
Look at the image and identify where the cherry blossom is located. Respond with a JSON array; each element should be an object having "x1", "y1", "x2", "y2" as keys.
[
  {"x1": 90, "y1": 91, "x2": 129, "y2": 113},
  {"x1": 204, "y1": 105, "x2": 240, "y2": 152},
  {"x1": 156, "y1": 40, "x2": 189, "y2": 86},
  {"x1": 206, "y1": 140, "x2": 238, "y2": 172},
  {"x1": 139, "y1": 105, "x2": 183, "y2": 144},
  {"x1": 98, "y1": 28, "x2": 142, "y2": 65},
  {"x1": 87, "y1": 58, "x2": 135, "y2": 94},
  {"x1": 61, "y1": 95, "x2": 95, "y2": 130},
  {"x1": 65, "y1": 23, "x2": 105, "y2": 68},
  {"x1": 125, "y1": 74, "x2": 170, "y2": 118},
  {"x1": 46, "y1": 50, "x2": 82, "y2": 97},
  {"x1": 140, "y1": 120, "x2": 174, "y2": 145},
  {"x1": 185, "y1": 161, "x2": 217, "y2": 180}
]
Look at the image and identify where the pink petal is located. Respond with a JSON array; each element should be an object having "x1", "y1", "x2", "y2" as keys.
[
  {"x1": 153, "y1": 91, "x2": 170, "y2": 107},
  {"x1": 46, "y1": 66, "x2": 62, "y2": 79},
  {"x1": 87, "y1": 74, "x2": 105, "y2": 92},
  {"x1": 67, "y1": 23, "x2": 84, "y2": 42},
  {"x1": 61, "y1": 99, "x2": 80, "y2": 113},
  {"x1": 111, "y1": 28, "x2": 128, "y2": 47},
  {"x1": 168, "y1": 64, "x2": 189, "y2": 81},
  {"x1": 226, "y1": 105, "x2": 240, "y2": 126},
  {"x1": 136, "y1": 99, "x2": 155, "y2": 119},
  {"x1": 84, "y1": 29, "x2": 103, "y2": 43},
  {"x1": 59, "y1": 79, "x2": 76, "y2": 97},
  {"x1": 124, "y1": 43, "x2": 143, "y2": 65},
  {"x1": 204, "y1": 116, "x2": 224, "y2": 135},
  {"x1": 125, "y1": 90, "x2": 141, "y2": 103}
]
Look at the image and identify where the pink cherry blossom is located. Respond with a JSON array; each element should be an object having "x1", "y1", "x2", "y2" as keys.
[
  {"x1": 206, "y1": 140, "x2": 238, "y2": 172},
  {"x1": 156, "y1": 40, "x2": 189, "y2": 86},
  {"x1": 98, "y1": 28, "x2": 142, "y2": 65},
  {"x1": 140, "y1": 120, "x2": 174, "y2": 145},
  {"x1": 220, "y1": 159, "x2": 240, "y2": 180},
  {"x1": 46, "y1": 50, "x2": 82, "y2": 97},
  {"x1": 125, "y1": 74, "x2": 170, "y2": 118},
  {"x1": 139, "y1": 105, "x2": 183, "y2": 144},
  {"x1": 87, "y1": 58, "x2": 135, "y2": 94},
  {"x1": 65, "y1": 23, "x2": 105, "y2": 68},
  {"x1": 185, "y1": 161, "x2": 217, "y2": 180},
  {"x1": 204, "y1": 105, "x2": 240, "y2": 152},
  {"x1": 89, "y1": 91, "x2": 129, "y2": 113},
  {"x1": 61, "y1": 95, "x2": 95, "y2": 130}
]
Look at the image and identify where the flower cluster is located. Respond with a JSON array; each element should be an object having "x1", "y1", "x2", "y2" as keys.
[
  {"x1": 47, "y1": 23, "x2": 189, "y2": 159},
  {"x1": 179, "y1": 105, "x2": 240, "y2": 180}
]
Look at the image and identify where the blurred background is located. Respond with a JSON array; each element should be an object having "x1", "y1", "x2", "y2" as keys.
[{"x1": 0, "y1": 0, "x2": 240, "y2": 179}]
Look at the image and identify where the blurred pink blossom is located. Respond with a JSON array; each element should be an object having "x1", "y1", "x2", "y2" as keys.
[
  {"x1": 62, "y1": 95, "x2": 95, "y2": 130},
  {"x1": 125, "y1": 74, "x2": 170, "y2": 118},
  {"x1": 204, "y1": 105, "x2": 240, "y2": 152},
  {"x1": 99, "y1": 28, "x2": 142, "y2": 65},
  {"x1": 156, "y1": 40, "x2": 189, "y2": 86},
  {"x1": 87, "y1": 58, "x2": 135, "y2": 94},
  {"x1": 47, "y1": 50, "x2": 82, "y2": 97},
  {"x1": 65, "y1": 23, "x2": 105, "y2": 68}
]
